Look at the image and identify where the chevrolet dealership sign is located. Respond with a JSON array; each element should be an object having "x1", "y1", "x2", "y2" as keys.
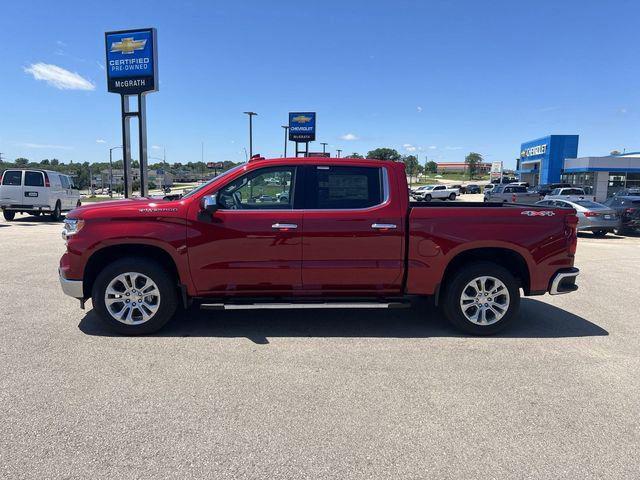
[
  {"x1": 288, "y1": 112, "x2": 316, "y2": 142},
  {"x1": 521, "y1": 144, "x2": 547, "y2": 158},
  {"x1": 105, "y1": 28, "x2": 158, "y2": 95}
]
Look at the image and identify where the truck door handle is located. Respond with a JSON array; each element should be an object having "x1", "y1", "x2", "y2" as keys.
[
  {"x1": 371, "y1": 223, "x2": 397, "y2": 230},
  {"x1": 272, "y1": 223, "x2": 298, "y2": 230}
]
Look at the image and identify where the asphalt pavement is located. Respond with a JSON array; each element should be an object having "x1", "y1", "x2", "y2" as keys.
[{"x1": 1, "y1": 213, "x2": 638, "y2": 479}]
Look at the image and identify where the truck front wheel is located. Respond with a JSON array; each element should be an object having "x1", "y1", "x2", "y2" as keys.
[
  {"x1": 92, "y1": 257, "x2": 178, "y2": 335},
  {"x1": 441, "y1": 261, "x2": 520, "y2": 335}
]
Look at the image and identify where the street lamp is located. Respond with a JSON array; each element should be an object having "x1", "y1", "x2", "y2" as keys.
[
  {"x1": 281, "y1": 125, "x2": 289, "y2": 157},
  {"x1": 336, "y1": 149, "x2": 342, "y2": 158},
  {"x1": 243, "y1": 111, "x2": 257, "y2": 158},
  {"x1": 321, "y1": 142, "x2": 328, "y2": 154},
  {"x1": 109, "y1": 145, "x2": 123, "y2": 197}
]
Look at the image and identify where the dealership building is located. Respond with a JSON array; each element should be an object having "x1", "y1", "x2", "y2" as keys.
[{"x1": 517, "y1": 135, "x2": 640, "y2": 201}]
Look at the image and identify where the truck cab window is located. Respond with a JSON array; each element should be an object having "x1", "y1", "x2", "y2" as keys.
[
  {"x1": 306, "y1": 166, "x2": 383, "y2": 209},
  {"x1": 218, "y1": 167, "x2": 295, "y2": 210}
]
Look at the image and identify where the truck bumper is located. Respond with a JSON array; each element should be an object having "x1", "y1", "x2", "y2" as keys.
[
  {"x1": 59, "y1": 268, "x2": 84, "y2": 299},
  {"x1": 549, "y1": 268, "x2": 579, "y2": 295}
]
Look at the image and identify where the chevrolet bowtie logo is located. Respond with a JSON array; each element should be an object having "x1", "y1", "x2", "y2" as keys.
[
  {"x1": 110, "y1": 37, "x2": 147, "y2": 54},
  {"x1": 292, "y1": 115, "x2": 312, "y2": 123}
]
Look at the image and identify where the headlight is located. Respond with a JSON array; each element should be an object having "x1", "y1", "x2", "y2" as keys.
[{"x1": 62, "y1": 218, "x2": 85, "y2": 240}]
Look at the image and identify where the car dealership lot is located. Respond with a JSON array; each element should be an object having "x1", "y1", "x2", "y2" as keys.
[{"x1": 1, "y1": 216, "x2": 639, "y2": 479}]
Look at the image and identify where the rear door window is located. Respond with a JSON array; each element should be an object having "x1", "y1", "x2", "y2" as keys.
[
  {"x1": 2, "y1": 170, "x2": 22, "y2": 186},
  {"x1": 24, "y1": 171, "x2": 45, "y2": 187},
  {"x1": 60, "y1": 175, "x2": 70, "y2": 189},
  {"x1": 305, "y1": 165, "x2": 383, "y2": 209}
]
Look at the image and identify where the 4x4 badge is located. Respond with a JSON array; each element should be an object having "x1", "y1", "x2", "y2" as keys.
[{"x1": 521, "y1": 210, "x2": 555, "y2": 217}]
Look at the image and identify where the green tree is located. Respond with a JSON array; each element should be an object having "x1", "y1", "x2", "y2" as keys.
[
  {"x1": 425, "y1": 160, "x2": 437, "y2": 173},
  {"x1": 15, "y1": 157, "x2": 29, "y2": 166},
  {"x1": 40, "y1": 159, "x2": 50, "y2": 165},
  {"x1": 345, "y1": 152, "x2": 364, "y2": 159},
  {"x1": 465, "y1": 152, "x2": 483, "y2": 179},
  {"x1": 366, "y1": 148, "x2": 401, "y2": 162},
  {"x1": 402, "y1": 154, "x2": 419, "y2": 177},
  {"x1": 50, "y1": 158, "x2": 59, "y2": 166}
]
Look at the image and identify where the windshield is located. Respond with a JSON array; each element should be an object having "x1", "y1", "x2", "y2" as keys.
[
  {"x1": 423, "y1": 186, "x2": 435, "y2": 190},
  {"x1": 180, "y1": 164, "x2": 246, "y2": 199}
]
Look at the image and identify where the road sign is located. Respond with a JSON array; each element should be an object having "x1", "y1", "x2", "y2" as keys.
[
  {"x1": 288, "y1": 112, "x2": 316, "y2": 142},
  {"x1": 105, "y1": 28, "x2": 158, "y2": 95}
]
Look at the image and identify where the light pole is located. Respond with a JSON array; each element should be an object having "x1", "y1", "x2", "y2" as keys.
[
  {"x1": 336, "y1": 149, "x2": 342, "y2": 158},
  {"x1": 109, "y1": 145, "x2": 123, "y2": 197},
  {"x1": 321, "y1": 142, "x2": 328, "y2": 154},
  {"x1": 281, "y1": 125, "x2": 289, "y2": 157},
  {"x1": 243, "y1": 111, "x2": 257, "y2": 158}
]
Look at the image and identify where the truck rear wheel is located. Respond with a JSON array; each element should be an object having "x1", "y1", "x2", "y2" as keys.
[
  {"x1": 441, "y1": 261, "x2": 520, "y2": 335},
  {"x1": 448, "y1": 193, "x2": 456, "y2": 200},
  {"x1": 3, "y1": 210, "x2": 15, "y2": 221},
  {"x1": 92, "y1": 257, "x2": 178, "y2": 335}
]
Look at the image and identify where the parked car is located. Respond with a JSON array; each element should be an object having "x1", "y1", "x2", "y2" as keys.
[
  {"x1": 59, "y1": 157, "x2": 579, "y2": 336},
  {"x1": 536, "y1": 198, "x2": 618, "y2": 236},
  {"x1": 544, "y1": 187, "x2": 590, "y2": 202},
  {"x1": 509, "y1": 182, "x2": 530, "y2": 188},
  {"x1": 0, "y1": 169, "x2": 80, "y2": 221},
  {"x1": 483, "y1": 184, "x2": 495, "y2": 193},
  {"x1": 484, "y1": 184, "x2": 540, "y2": 204},
  {"x1": 410, "y1": 185, "x2": 431, "y2": 198},
  {"x1": 450, "y1": 184, "x2": 466, "y2": 194},
  {"x1": 530, "y1": 183, "x2": 572, "y2": 198},
  {"x1": 602, "y1": 195, "x2": 640, "y2": 234},
  {"x1": 612, "y1": 187, "x2": 640, "y2": 197},
  {"x1": 466, "y1": 184, "x2": 481, "y2": 194},
  {"x1": 413, "y1": 184, "x2": 459, "y2": 201}
]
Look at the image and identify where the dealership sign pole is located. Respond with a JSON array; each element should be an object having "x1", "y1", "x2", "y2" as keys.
[
  {"x1": 105, "y1": 28, "x2": 158, "y2": 198},
  {"x1": 288, "y1": 112, "x2": 316, "y2": 157}
]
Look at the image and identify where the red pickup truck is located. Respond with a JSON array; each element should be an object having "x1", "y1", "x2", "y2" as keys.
[{"x1": 59, "y1": 157, "x2": 579, "y2": 335}]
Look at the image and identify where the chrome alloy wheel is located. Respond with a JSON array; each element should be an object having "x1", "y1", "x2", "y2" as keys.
[
  {"x1": 104, "y1": 272, "x2": 161, "y2": 325},
  {"x1": 459, "y1": 276, "x2": 510, "y2": 325}
]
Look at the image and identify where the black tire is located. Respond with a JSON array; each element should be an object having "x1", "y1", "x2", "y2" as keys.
[
  {"x1": 92, "y1": 257, "x2": 178, "y2": 335},
  {"x1": 441, "y1": 261, "x2": 520, "y2": 335},
  {"x1": 424, "y1": 194, "x2": 432, "y2": 202},
  {"x1": 592, "y1": 230, "x2": 608, "y2": 237},
  {"x1": 33, "y1": 211, "x2": 42, "y2": 217},
  {"x1": 449, "y1": 193, "x2": 456, "y2": 200},
  {"x1": 50, "y1": 201, "x2": 62, "y2": 221},
  {"x1": 3, "y1": 210, "x2": 15, "y2": 221}
]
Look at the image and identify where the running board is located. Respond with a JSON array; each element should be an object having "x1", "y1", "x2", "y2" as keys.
[{"x1": 200, "y1": 302, "x2": 410, "y2": 311}]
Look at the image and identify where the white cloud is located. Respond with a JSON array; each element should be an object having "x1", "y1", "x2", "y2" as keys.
[
  {"x1": 19, "y1": 142, "x2": 73, "y2": 150},
  {"x1": 152, "y1": 145, "x2": 162, "y2": 150},
  {"x1": 445, "y1": 146, "x2": 462, "y2": 150},
  {"x1": 56, "y1": 40, "x2": 67, "y2": 47},
  {"x1": 340, "y1": 133, "x2": 359, "y2": 141},
  {"x1": 619, "y1": 108, "x2": 628, "y2": 114},
  {"x1": 403, "y1": 143, "x2": 417, "y2": 152},
  {"x1": 428, "y1": 145, "x2": 437, "y2": 149},
  {"x1": 96, "y1": 139, "x2": 106, "y2": 144},
  {"x1": 24, "y1": 63, "x2": 95, "y2": 91},
  {"x1": 417, "y1": 106, "x2": 423, "y2": 113}
]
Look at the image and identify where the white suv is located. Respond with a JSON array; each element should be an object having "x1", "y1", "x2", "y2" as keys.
[{"x1": 0, "y1": 169, "x2": 80, "y2": 221}]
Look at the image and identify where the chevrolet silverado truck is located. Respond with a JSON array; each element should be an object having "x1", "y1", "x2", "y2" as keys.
[{"x1": 59, "y1": 157, "x2": 580, "y2": 335}]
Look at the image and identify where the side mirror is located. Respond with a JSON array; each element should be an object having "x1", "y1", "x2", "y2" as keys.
[{"x1": 201, "y1": 193, "x2": 219, "y2": 213}]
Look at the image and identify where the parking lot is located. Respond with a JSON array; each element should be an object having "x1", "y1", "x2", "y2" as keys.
[{"x1": 1, "y1": 214, "x2": 639, "y2": 479}]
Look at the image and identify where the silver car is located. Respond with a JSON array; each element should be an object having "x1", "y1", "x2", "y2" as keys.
[
  {"x1": 484, "y1": 184, "x2": 540, "y2": 204},
  {"x1": 536, "y1": 198, "x2": 618, "y2": 236}
]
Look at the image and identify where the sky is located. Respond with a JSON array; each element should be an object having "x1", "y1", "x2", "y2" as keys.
[{"x1": 1, "y1": 0, "x2": 639, "y2": 168}]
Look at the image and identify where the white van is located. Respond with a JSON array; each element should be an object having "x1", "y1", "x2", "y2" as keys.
[{"x1": 0, "y1": 169, "x2": 80, "y2": 221}]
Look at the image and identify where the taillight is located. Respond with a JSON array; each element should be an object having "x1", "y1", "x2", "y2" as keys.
[
  {"x1": 583, "y1": 211, "x2": 598, "y2": 217},
  {"x1": 0, "y1": 171, "x2": 4, "y2": 184},
  {"x1": 625, "y1": 208, "x2": 636, "y2": 214},
  {"x1": 43, "y1": 172, "x2": 50, "y2": 187},
  {"x1": 511, "y1": 194, "x2": 517, "y2": 202},
  {"x1": 565, "y1": 214, "x2": 578, "y2": 255}
]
